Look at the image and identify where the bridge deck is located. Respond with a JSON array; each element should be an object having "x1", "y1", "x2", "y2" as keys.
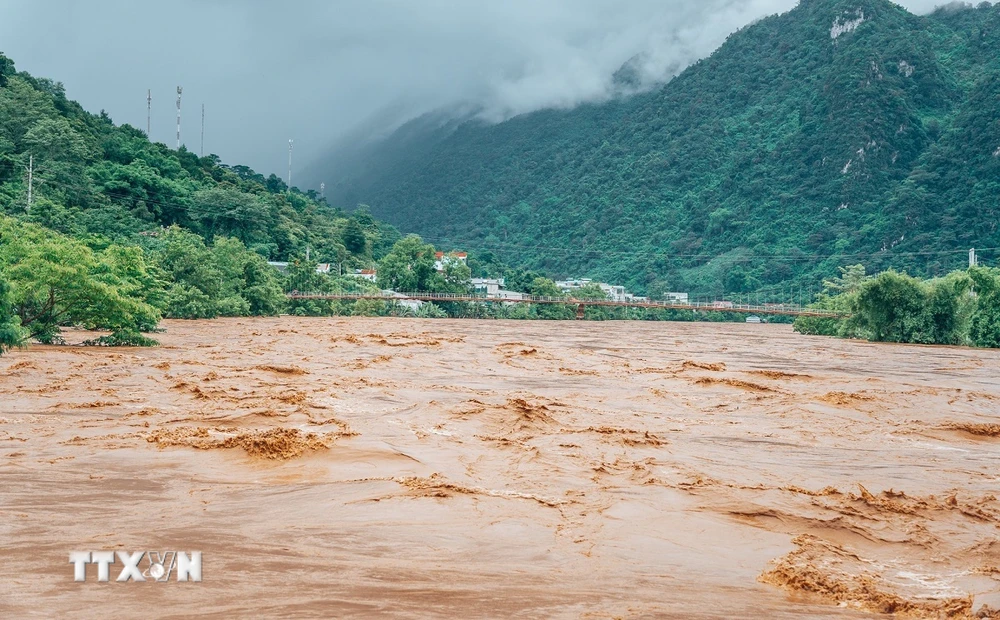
[{"x1": 287, "y1": 292, "x2": 844, "y2": 317}]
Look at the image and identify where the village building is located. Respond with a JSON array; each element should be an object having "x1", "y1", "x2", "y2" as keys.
[
  {"x1": 434, "y1": 251, "x2": 467, "y2": 272},
  {"x1": 472, "y1": 278, "x2": 526, "y2": 302},
  {"x1": 347, "y1": 269, "x2": 378, "y2": 282},
  {"x1": 267, "y1": 261, "x2": 331, "y2": 275}
]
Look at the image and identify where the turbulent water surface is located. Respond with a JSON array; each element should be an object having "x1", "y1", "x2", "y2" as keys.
[{"x1": 2, "y1": 318, "x2": 999, "y2": 618}]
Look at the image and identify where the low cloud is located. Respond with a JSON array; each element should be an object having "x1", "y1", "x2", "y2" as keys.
[{"x1": 0, "y1": 0, "x2": 973, "y2": 177}]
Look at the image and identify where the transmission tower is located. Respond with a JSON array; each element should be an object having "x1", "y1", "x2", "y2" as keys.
[{"x1": 176, "y1": 86, "x2": 183, "y2": 149}]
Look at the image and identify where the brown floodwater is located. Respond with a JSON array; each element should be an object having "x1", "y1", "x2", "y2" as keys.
[{"x1": 1, "y1": 318, "x2": 999, "y2": 618}]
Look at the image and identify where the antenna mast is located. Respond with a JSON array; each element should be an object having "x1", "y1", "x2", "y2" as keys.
[
  {"x1": 146, "y1": 89, "x2": 152, "y2": 137},
  {"x1": 288, "y1": 139, "x2": 293, "y2": 190},
  {"x1": 175, "y1": 86, "x2": 183, "y2": 149},
  {"x1": 201, "y1": 103, "x2": 205, "y2": 157},
  {"x1": 26, "y1": 154, "x2": 33, "y2": 211}
]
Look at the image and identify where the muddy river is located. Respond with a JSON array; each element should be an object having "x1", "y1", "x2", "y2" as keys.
[{"x1": 2, "y1": 318, "x2": 998, "y2": 618}]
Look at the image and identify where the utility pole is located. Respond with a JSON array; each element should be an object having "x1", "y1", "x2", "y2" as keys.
[
  {"x1": 176, "y1": 86, "x2": 183, "y2": 149},
  {"x1": 200, "y1": 103, "x2": 205, "y2": 157},
  {"x1": 146, "y1": 89, "x2": 152, "y2": 137},
  {"x1": 26, "y1": 154, "x2": 33, "y2": 211},
  {"x1": 287, "y1": 139, "x2": 293, "y2": 191}
]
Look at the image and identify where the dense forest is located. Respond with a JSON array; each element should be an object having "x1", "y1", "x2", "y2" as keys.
[{"x1": 310, "y1": 0, "x2": 1000, "y2": 297}]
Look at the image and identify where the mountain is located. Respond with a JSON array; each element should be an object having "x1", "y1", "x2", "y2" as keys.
[
  {"x1": 307, "y1": 0, "x2": 1000, "y2": 296},
  {"x1": 0, "y1": 53, "x2": 401, "y2": 266}
]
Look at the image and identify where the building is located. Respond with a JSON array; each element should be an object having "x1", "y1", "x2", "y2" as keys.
[
  {"x1": 600, "y1": 284, "x2": 628, "y2": 302},
  {"x1": 267, "y1": 261, "x2": 330, "y2": 275},
  {"x1": 434, "y1": 251, "x2": 467, "y2": 272},
  {"x1": 472, "y1": 278, "x2": 504, "y2": 296},
  {"x1": 555, "y1": 279, "x2": 629, "y2": 302},
  {"x1": 664, "y1": 292, "x2": 689, "y2": 304},
  {"x1": 471, "y1": 278, "x2": 526, "y2": 303},
  {"x1": 555, "y1": 278, "x2": 593, "y2": 292},
  {"x1": 347, "y1": 269, "x2": 377, "y2": 283}
]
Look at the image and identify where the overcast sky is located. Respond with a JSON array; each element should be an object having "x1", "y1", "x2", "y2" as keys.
[{"x1": 0, "y1": 0, "x2": 957, "y2": 182}]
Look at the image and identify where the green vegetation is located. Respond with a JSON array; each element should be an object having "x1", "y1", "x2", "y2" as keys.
[
  {"x1": 794, "y1": 265, "x2": 1000, "y2": 348},
  {"x1": 0, "y1": 216, "x2": 160, "y2": 344},
  {"x1": 0, "y1": 273, "x2": 25, "y2": 354},
  {"x1": 318, "y1": 0, "x2": 1000, "y2": 296},
  {"x1": 0, "y1": 50, "x2": 401, "y2": 352},
  {"x1": 155, "y1": 227, "x2": 286, "y2": 319},
  {"x1": 3, "y1": 4, "x2": 999, "y2": 353}
]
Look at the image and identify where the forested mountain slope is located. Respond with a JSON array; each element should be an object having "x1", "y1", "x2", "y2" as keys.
[
  {"x1": 310, "y1": 0, "x2": 1000, "y2": 295},
  {"x1": 0, "y1": 54, "x2": 400, "y2": 266},
  {"x1": 0, "y1": 52, "x2": 401, "y2": 344}
]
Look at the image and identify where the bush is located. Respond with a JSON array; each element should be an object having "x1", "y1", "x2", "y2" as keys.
[
  {"x1": 82, "y1": 330, "x2": 159, "y2": 347},
  {"x1": 848, "y1": 270, "x2": 971, "y2": 345}
]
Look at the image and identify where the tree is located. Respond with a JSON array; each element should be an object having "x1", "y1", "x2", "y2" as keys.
[
  {"x1": 0, "y1": 216, "x2": 161, "y2": 343},
  {"x1": 155, "y1": 227, "x2": 223, "y2": 319},
  {"x1": 22, "y1": 117, "x2": 93, "y2": 164},
  {"x1": 527, "y1": 277, "x2": 574, "y2": 320},
  {"x1": 0, "y1": 275, "x2": 26, "y2": 355},
  {"x1": 189, "y1": 187, "x2": 272, "y2": 244},
  {"x1": 341, "y1": 217, "x2": 368, "y2": 255},
  {"x1": 849, "y1": 271, "x2": 929, "y2": 343},
  {"x1": 969, "y1": 266, "x2": 1000, "y2": 348},
  {"x1": 847, "y1": 270, "x2": 972, "y2": 345},
  {"x1": 572, "y1": 282, "x2": 615, "y2": 320},
  {"x1": 0, "y1": 53, "x2": 14, "y2": 87},
  {"x1": 210, "y1": 236, "x2": 285, "y2": 316},
  {"x1": 823, "y1": 264, "x2": 869, "y2": 294},
  {"x1": 377, "y1": 235, "x2": 438, "y2": 292},
  {"x1": 153, "y1": 227, "x2": 285, "y2": 319},
  {"x1": 437, "y1": 253, "x2": 472, "y2": 294}
]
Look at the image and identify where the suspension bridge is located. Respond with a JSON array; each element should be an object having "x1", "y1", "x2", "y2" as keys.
[{"x1": 287, "y1": 291, "x2": 845, "y2": 318}]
